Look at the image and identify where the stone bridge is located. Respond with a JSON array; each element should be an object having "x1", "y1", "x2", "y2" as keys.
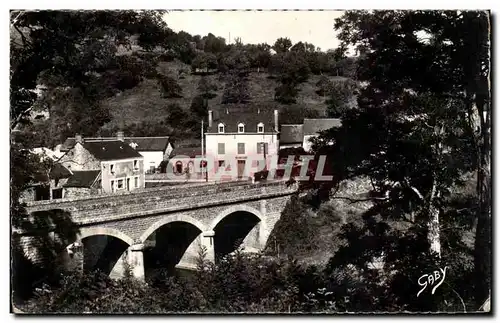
[{"x1": 19, "y1": 180, "x2": 297, "y2": 281}]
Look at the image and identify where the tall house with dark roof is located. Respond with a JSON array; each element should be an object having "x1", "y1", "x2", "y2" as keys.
[
  {"x1": 60, "y1": 133, "x2": 172, "y2": 173},
  {"x1": 58, "y1": 135, "x2": 145, "y2": 194},
  {"x1": 205, "y1": 106, "x2": 279, "y2": 179}
]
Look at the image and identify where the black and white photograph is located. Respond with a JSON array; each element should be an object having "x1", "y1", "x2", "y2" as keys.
[{"x1": 9, "y1": 7, "x2": 492, "y2": 314}]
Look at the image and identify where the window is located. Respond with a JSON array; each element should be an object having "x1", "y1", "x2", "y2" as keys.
[
  {"x1": 110, "y1": 164, "x2": 115, "y2": 174},
  {"x1": 237, "y1": 143, "x2": 245, "y2": 154},
  {"x1": 175, "y1": 161, "x2": 183, "y2": 174},
  {"x1": 111, "y1": 180, "x2": 115, "y2": 192},
  {"x1": 52, "y1": 188, "x2": 63, "y2": 199},
  {"x1": 117, "y1": 179, "x2": 124, "y2": 189},
  {"x1": 218, "y1": 160, "x2": 225, "y2": 168},
  {"x1": 218, "y1": 123, "x2": 225, "y2": 133},
  {"x1": 238, "y1": 123, "x2": 245, "y2": 133},
  {"x1": 218, "y1": 143, "x2": 225, "y2": 154},
  {"x1": 257, "y1": 122, "x2": 264, "y2": 133},
  {"x1": 134, "y1": 177, "x2": 139, "y2": 188},
  {"x1": 133, "y1": 160, "x2": 138, "y2": 170},
  {"x1": 257, "y1": 142, "x2": 268, "y2": 154}
]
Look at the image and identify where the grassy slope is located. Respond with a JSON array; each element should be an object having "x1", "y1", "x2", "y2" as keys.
[{"x1": 100, "y1": 59, "x2": 348, "y2": 133}]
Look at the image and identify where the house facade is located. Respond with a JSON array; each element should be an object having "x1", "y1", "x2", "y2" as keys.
[
  {"x1": 60, "y1": 133, "x2": 172, "y2": 173},
  {"x1": 301, "y1": 118, "x2": 341, "y2": 152},
  {"x1": 204, "y1": 106, "x2": 279, "y2": 180},
  {"x1": 58, "y1": 135, "x2": 145, "y2": 195}
]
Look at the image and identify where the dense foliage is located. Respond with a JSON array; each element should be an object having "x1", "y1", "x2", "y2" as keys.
[{"x1": 309, "y1": 9, "x2": 491, "y2": 309}]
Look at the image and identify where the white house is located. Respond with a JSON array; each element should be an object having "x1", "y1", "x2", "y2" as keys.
[
  {"x1": 279, "y1": 124, "x2": 304, "y2": 149},
  {"x1": 204, "y1": 106, "x2": 279, "y2": 180},
  {"x1": 301, "y1": 119, "x2": 342, "y2": 152}
]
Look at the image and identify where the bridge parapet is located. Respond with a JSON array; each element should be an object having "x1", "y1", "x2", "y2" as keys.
[{"x1": 25, "y1": 180, "x2": 297, "y2": 225}]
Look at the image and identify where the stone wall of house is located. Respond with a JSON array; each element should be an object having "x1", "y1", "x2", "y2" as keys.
[
  {"x1": 20, "y1": 187, "x2": 36, "y2": 203},
  {"x1": 59, "y1": 143, "x2": 100, "y2": 171},
  {"x1": 64, "y1": 187, "x2": 93, "y2": 199}
]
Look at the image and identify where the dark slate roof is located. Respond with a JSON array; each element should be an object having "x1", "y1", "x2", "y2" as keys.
[
  {"x1": 83, "y1": 141, "x2": 143, "y2": 161},
  {"x1": 125, "y1": 137, "x2": 170, "y2": 152},
  {"x1": 303, "y1": 118, "x2": 342, "y2": 135},
  {"x1": 280, "y1": 124, "x2": 304, "y2": 144},
  {"x1": 50, "y1": 163, "x2": 72, "y2": 180},
  {"x1": 171, "y1": 146, "x2": 202, "y2": 158},
  {"x1": 61, "y1": 137, "x2": 170, "y2": 152},
  {"x1": 64, "y1": 170, "x2": 101, "y2": 188},
  {"x1": 207, "y1": 105, "x2": 278, "y2": 134}
]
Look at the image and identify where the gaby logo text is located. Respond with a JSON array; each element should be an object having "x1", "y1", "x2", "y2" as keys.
[{"x1": 417, "y1": 266, "x2": 448, "y2": 297}]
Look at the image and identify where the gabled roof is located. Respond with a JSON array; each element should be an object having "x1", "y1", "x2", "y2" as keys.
[
  {"x1": 64, "y1": 170, "x2": 101, "y2": 188},
  {"x1": 60, "y1": 136, "x2": 170, "y2": 152},
  {"x1": 82, "y1": 141, "x2": 143, "y2": 161},
  {"x1": 207, "y1": 105, "x2": 277, "y2": 134},
  {"x1": 125, "y1": 137, "x2": 170, "y2": 152},
  {"x1": 280, "y1": 124, "x2": 304, "y2": 144},
  {"x1": 303, "y1": 118, "x2": 342, "y2": 136},
  {"x1": 50, "y1": 163, "x2": 73, "y2": 180}
]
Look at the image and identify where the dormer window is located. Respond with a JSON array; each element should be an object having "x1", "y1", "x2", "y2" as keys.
[
  {"x1": 218, "y1": 123, "x2": 225, "y2": 133},
  {"x1": 257, "y1": 122, "x2": 264, "y2": 133},
  {"x1": 238, "y1": 123, "x2": 245, "y2": 133}
]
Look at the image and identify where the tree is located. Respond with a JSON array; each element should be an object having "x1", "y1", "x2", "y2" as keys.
[
  {"x1": 274, "y1": 82, "x2": 299, "y2": 104},
  {"x1": 269, "y1": 52, "x2": 311, "y2": 84},
  {"x1": 324, "y1": 80, "x2": 358, "y2": 117},
  {"x1": 157, "y1": 74, "x2": 183, "y2": 98},
  {"x1": 166, "y1": 103, "x2": 188, "y2": 125},
  {"x1": 191, "y1": 52, "x2": 218, "y2": 72},
  {"x1": 327, "y1": 10, "x2": 491, "y2": 307},
  {"x1": 221, "y1": 75, "x2": 251, "y2": 104},
  {"x1": 10, "y1": 10, "x2": 170, "y2": 132},
  {"x1": 218, "y1": 48, "x2": 250, "y2": 74},
  {"x1": 273, "y1": 37, "x2": 292, "y2": 53},
  {"x1": 197, "y1": 76, "x2": 217, "y2": 99},
  {"x1": 202, "y1": 33, "x2": 227, "y2": 53},
  {"x1": 190, "y1": 94, "x2": 208, "y2": 118},
  {"x1": 247, "y1": 43, "x2": 271, "y2": 71}
]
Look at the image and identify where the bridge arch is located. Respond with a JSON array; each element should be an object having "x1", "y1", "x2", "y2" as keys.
[
  {"x1": 139, "y1": 214, "x2": 208, "y2": 279},
  {"x1": 139, "y1": 214, "x2": 207, "y2": 243},
  {"x1": 209, "y1": 205, "x2": 265, "y2": 231},
  {"x1": 78, "y1": 227, "x2": 135, "y2": 246},
  {"x1": 210, "y1": 205, "x2": 267, "y2": 261},
  {"x1": 58, "y1": 227, "x2": 134, "y2": 278}
]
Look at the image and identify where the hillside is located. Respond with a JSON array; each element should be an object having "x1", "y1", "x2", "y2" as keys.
[{"x1": 98, "y1": 58, "x2": 352, "y2": 137}]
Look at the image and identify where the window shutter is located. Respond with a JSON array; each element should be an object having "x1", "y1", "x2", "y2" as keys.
[
  {"x1": 238, "y1": 143, "x2": 245, "y2": 154},
  {"x1": 218, "y1": 143, "x2": 225, "y2": 154}
]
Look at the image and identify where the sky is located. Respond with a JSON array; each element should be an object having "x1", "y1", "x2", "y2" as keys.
[{"x1": 164, "y1": 10, "x2": 344, "y2": 51}]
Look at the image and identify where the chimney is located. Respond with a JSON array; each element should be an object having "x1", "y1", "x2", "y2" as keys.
[
  {"x1": 274, "y1": 109, "x2": 279, "y2": 132},
  {"x1": 208, "y1": 110, "x2": 213, "y2": 128},
  {"x1": 117, "y1": 131, "x2": 124, "y2": 142},
  {"x1": 75, "y1": 134, "x2": 83, "y2": 144}
]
